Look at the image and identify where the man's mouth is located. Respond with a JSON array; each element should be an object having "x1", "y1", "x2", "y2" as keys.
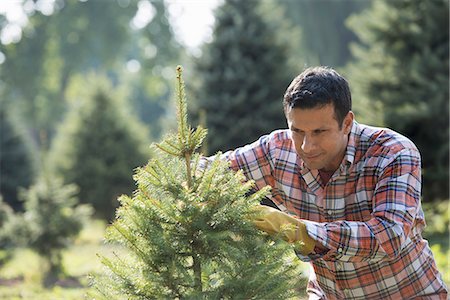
[{"x1": 304, "y1": 153, "x2": 321, "y2": 160}]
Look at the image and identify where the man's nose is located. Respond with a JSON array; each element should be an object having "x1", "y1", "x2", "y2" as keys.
[{"x1": 301, "y1": 135, "x2": 316, "y2": 153}]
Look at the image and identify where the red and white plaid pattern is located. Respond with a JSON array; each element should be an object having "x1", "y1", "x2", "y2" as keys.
[{"x1": 220, "y1": 121, "x2": 448, "y2": 299}]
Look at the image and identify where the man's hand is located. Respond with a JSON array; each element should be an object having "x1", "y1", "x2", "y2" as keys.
[{"x1": 251, "y1": 205, "x2": 316, "y2": 255}]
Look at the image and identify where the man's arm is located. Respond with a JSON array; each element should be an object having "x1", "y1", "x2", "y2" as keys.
[{"x1": 303, "y1": 148, "x2": 422, "y2": 263}]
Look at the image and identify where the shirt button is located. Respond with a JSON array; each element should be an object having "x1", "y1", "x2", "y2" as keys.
[
  {"x1": 337, "y1": 247, "x2": 343, "y2": 253},
  {"x1": 327, "y1": 210, "x2": 332, "y2": 215}
]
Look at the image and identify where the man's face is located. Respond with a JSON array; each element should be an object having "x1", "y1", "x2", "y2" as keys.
[{"x1": 286, "y1": 104, "x2": 353, "y2": 172}]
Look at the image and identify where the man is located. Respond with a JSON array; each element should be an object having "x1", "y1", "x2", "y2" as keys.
[{"x1": 217, "y1": 67, "x2": 447, "y2": 299}]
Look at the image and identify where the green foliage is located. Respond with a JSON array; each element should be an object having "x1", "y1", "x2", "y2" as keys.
[
  {"x1": 430, "y1": 244, "x2": 450, "y2": 285},
  {"x1": 19, "y1": 171, "x2": 92, "y2": 286},
  {"x1": 280, "y1": 0, "x2": 369, "y2": 67},
  {"x1": 0, "y1": 220, "x2": 121, "y2": 299},
  {"x1": 192, "y1": 0, "x2": 295, "y2": 154},
  {"x1": 0, "y1": 0, "x2": 137, "y2": 149},
  {"x1": 0, "y1": 197, "x2": 29, "y2": 256},
  {"x1": 422, "y1": 200, "x2": 450, "y2": 246},
  {"x1": 0, "y1": 0, "x2": 181, "y2": 149},
  {"x1": 90, "y1": 67, "x2": 302, "y2": 299},
  {"x1": 122, "y1": 0, "x2": 182, "y2": 139},
  {"x1": 422, "y1": 199, "x2": 450, "y2": 285},
  {"x1": 50, "y1": 74, "x2": 150, "y2": 220},
  {"x1": 134, "y1": 3, "x2": 183, "y2": 137},
  {"x1": 0, "y1": 102, "x2": 35, "y2": 210},
  {"x1": 0, "y1": 196, "x2": 15, "y2": 264},
  {"x1": 346, "y1": 0, "x2": 449, "y2": 201}
]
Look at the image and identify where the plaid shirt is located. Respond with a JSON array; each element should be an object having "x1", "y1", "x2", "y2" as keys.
[{"x1": 221, "y1": 121, "x2": 447, "y2": 300}]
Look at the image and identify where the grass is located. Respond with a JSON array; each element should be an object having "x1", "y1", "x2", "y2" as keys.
[
  {"x1": 422, "y1": 200, "x2": 450, "y2": 285},
  {"x1": 0, "y1": 203, "x2": 448, "y2": 299},
  {"x1": 0, "y1": 219, "x2": 118, "y2": 299}
]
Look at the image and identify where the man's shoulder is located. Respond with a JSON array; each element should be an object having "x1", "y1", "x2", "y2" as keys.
[
  {"x1": 232, "y1": 129, "x2": 292, "y2": 157},
  {"x1": 268, "y1": 129, "x2": 291, "y2": 142},
  {"x1": 355, "y1": 122, "x2": 419, "y2": 156},
  {"x1": 353, "y1": 124, "x2": 421, "y2": 165},
  {"x1": 264, "y1": 129, "x2": 294, "y2": 150}
]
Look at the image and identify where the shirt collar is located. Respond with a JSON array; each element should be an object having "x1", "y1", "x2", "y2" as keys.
[{"x1": 343, "y1": 120, "x2": 359, "y2": 168}]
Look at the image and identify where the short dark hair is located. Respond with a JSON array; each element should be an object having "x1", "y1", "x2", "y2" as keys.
[{"x1": 283, "y1": 66, "x2": 352, "y2": 127}]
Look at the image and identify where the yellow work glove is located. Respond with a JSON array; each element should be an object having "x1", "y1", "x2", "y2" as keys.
[{"x1": 252, "y1": 205, "x2": 316, "y2": 255}]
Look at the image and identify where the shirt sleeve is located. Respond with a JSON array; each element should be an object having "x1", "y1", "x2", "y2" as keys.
[
  {"x1": 301, "y1": 148, "x2": 422, "y2": 263},
  {"x1": 221, "y1": 133, "x2": 281, "y2": 192}
]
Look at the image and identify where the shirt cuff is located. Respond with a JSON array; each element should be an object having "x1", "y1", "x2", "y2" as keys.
[{"x1": 302, "y1": 220, "x2": 343, "y2": 261}]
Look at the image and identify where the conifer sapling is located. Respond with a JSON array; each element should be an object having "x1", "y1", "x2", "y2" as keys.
[{"x1": 90, "y1": 66, "x2": 302, "y2": 299}]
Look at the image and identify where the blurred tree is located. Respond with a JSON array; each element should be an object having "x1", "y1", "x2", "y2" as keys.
[
  {"x1": 0, "y1": 0, "x2": 180, "y2": 149},
  {"x1": 50, "y1": 74, "x2": 150, "y2": 220},
  {"x1": 124, "y1": 0, "x2": 182, "y2": 139},
  {"x1": 346, "y1": 0, "x2": 449, "y2": 201},
  {"x1": 0, "y1": 101, "x2": 35, "y2": 210},
  {"x1": 19, "y1": 171, "x2": 92, "y2": 287},
  {"x1": 193, "y1": 0, "x2": 296, "y2": 154},
  {"x1": 0, "y1": 11, "x2": 53, "y2": 149},
  {"x1": 280, "y1": 0, "x2": 370, "y2": 68},
  {"x1": 0, "y1": 0, "x2": 138, "y2": 150}
]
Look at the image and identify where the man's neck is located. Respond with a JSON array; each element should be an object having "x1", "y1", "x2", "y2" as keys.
[{"x1": 318, "y1": 169, "x2": 335, "y2": 185}]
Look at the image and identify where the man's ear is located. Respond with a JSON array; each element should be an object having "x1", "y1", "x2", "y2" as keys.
[{"x1": 343, "y1": 111, "x2": 354, "y2": 134}]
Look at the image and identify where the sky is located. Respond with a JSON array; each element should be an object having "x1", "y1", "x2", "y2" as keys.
[
  {"x1": 0, "y1": 0, "x2": 222, "y2": 53},
  {"x1": 166, "y1": 0, "x2": 222, "y2": 50}
]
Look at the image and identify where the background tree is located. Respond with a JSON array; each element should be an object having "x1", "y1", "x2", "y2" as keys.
[
  {"x1": 192, "y1": 0, "x2": 298, "y2": 154},
  {"x1": 0, "y1": 101, "x2": 35, "y2": 210},
  {"x1": 127, "y1": 0, "x2": 182, "y2": 139},
  {"x1": 0, "y1": 0, "x2": 180, "y2": 150},
  {"x1": 280, "y1": 0, "x2": 370, "y2": 68},
  {"x1": 90, "y1": 66, "x2": 303, "y2": 299},
  {"x1": 19, "y1": 170, "x2": 92, "y2": 287},
  {"x1": 346, "y1": 0, "x2": 449, "y2": 201},
  {"x1": 0, "y1": 0, "x2": 138, "y2": 150},
  {"x1": 49, "y1": 75, "x2": 150, "y2": 220}
]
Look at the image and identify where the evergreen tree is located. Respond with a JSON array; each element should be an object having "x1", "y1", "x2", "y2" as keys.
[
  {"x1": 193, "y1": 0, "x2": 295, "y2": 154},
  {"x1": 0, "y1": 0, "x2": 139, "y2": 149},
  {"x1": 280, "y1": 0, "x2": 369, "y2": 67},
  {"x1": 50, "y1": 75, "x2": 150, "y2": 220},
  {"x1": 125, "y1": 0, "x2": 182, "y2": 140},
  {"x1": 346, "y1": 0, "x2": 449, "y2": 201},
  {"x1": 0, "y1": 0, "x2": 180, "y2": 149},
  {"x1": 90, "y1": 67, "x2": 302, "y2": 299},
  {"x1": 0, "y1": 102, "x2": 35, "y2": 210},
  {"x1": 19, "y1": 171, "x2": 92, "y2": 286}
]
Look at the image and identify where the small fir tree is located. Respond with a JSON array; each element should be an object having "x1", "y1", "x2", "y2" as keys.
[
  {"x1": 90, "y1": 66, "x2": 302, "y2": 299},
  {"x1": 19, "y1": 171, "x2": 92, "y2": 286}
]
